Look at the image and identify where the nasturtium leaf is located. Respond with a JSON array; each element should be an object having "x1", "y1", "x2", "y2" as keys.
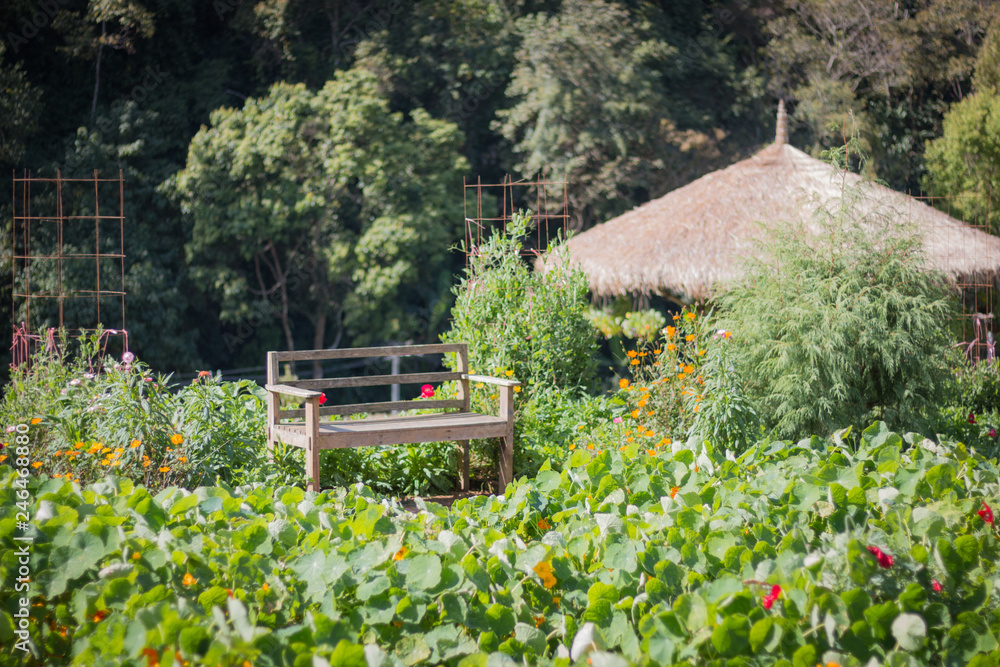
[
  {"x1": 890, "y1": 613, "x2": 927, "y2": 651},
  {"x1": 168, "y1": 493, "x2": 199, "y2": 516},
  {"x1": 395, "y1": 635, "x2": 431, "y2": 666},
  {"x1": 406, "y1": 553, "x2": 442, "y2": 590},
  {"x1": 711, "y1": 614, "x2": 750, "y2": 656},
  {"x1": 179, "y1": 625, "x2": 211, "y2": 657},
  {"x1": 749, "y1": 617, "x2": 782, "y2": 653},
  {"x1": 461, "y1": 554, "x2": 491, "y2": 593},
  {"x1": 485, "y1": 603, "x2": 515, "y2": 637},
  {"x1": 357, "y1": 576, "x2": 390, "y2": 601},
  {"x1": 673, "y1": 594, "x2": 708, "y2": 633},
  {"x1": 954, "y1": 535, "x2": 980, "y2": 569},
  {"x1": 791, "y1": 643, "x2": 817, "y2": 667}
]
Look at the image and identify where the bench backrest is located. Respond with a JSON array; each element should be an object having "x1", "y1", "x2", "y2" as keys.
[{"x1": 267, "y1": 343, "x2": 469, "y2": 420}]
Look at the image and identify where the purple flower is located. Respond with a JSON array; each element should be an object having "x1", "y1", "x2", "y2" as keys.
[{"x1": 122, "y1": 351, "x2": 135, "y2": 364}]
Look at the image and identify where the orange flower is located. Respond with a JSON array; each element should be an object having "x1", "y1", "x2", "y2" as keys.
[
  {"x1": 142, "y1": 460, "x2": 151, "y2": 468},
  {"x1": 170, "y1": 434, "x2": 184, "y2": 446},
  {"x1": 631, "y1": 409, "x2": 640, "y2": 419},
  {"x1": 92, "y1": 609, "x2": 108, "y2": 622},
  {"x1": 30, "y1": 417, "x2": 41, "y2": 425},
  {"x1": 74, "y1": 442, "x2": 84, "y2": 450},
  {"x1": 684, "y1": 312, "x2": 696, "y2": 321},
  {"x1": 142, "y1": 648, "x2": 160, "y2": 667},
  {"x1": 31, "y1": 461, "x2": 42, "y2": 469},
  {"x1": 630, "y1": 359, "x2": 640, "y2": 366},
  {"x1": 683, "y1": 365, "x2": 694, "y2": 374},
  {"x1": 159, "y1": 466, "x2": 170, "y2": 473},
  {"x1": 653, "y1": 349, "x2": 662, "y2": 354},
  {"x1": 130, "y1": 439, "x2": 141, "y2": 449},
  {"x1": 394, "y1": 546, "x2": 409, "y2": 561},
  {"x1": 262, "y1": 583, "x2": 270, "y2": 592},
  {"x1": 627, "y1": 350, "x2": 638, "y2": 358},
  {"x1": 677, "y1": 373, "x2": 686, "y2": 380},
  {"x1": 638, "y1": 398, "x2": 648, "y2": 407},
  {"x1": 666, "y1": 344, "x2": 676, "y2": 352},
  {"x1": 685, "y1": 334, "x2": 695, "y2": 342},
  {"x1": 537, "y1": 518, "x2": 552, "y2": 530},
  {"x1": 534, "y1": 615, "x2": 545, "y2": 627},
  {"x1": 646, "y1": 449, "x2": 656, "y2": 456},
  {"x1": 586, "y1": 443, "x2": 595, "y2": 450},
  {"x1": 533, "y1": 561, "x2": 557, "y2": 589},
  {"x1": 670, "y1": 486, "x2": 680, "y2": 498},
  {"x1": 568, "y1": 443, "x2": 576, "y2": 450},
  {"x1": 178, "y1": 457, "x2": 188, "y2": 463},
  {"x1": 665, "y1": 326, "x2": 676, "y2": 337},
  {"x1": 619, "y1": 378, "x2": 629, "y2": 389},
  {"x1": 182, "y1": 573, "x2": 195, "y2": 586},
  {"x1": 198, "y1": 370, "x2": 211, "y2": 378},
  {"x1": 132, "y1": 552, "x2": 141, "y2": 560}
]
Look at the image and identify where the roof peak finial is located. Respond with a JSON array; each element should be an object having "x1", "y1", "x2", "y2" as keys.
[{"x1": 775, "y1": 99, "x2": 788, "y2": 145}]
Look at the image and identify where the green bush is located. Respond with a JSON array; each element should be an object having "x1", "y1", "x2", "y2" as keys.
[
  {"x1": 715, "y1": 156, "x2": 957, "y2": 438},
  {"x1": 443, "y1": 211, "x2": 598, "y2": 396}
]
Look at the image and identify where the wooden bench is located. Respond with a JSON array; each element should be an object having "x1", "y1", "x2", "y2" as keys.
[{"x1": 264, "y1": 344, "x2": 519, "y2": 494}]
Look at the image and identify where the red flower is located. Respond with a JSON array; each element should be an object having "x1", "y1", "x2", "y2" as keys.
[
  {"x1": 978, "y1": 501, "x2": 994, "y2": 525},
  {"x1": 990, "y1": 428, "x2": 997, "y2": 438},
  {"x1": 762, "y1": 584, "x2": 781, "y2": 609},
  {"x1": 227, "y1": 588, "x2": 234, "y2": 598},
  {"x1": 931, "y1": 580, "x2": 942, "y2": 592},
  {"x1": 420, "y1": 384, "x2": 435, "y2": 398},
  {"x1": 318, "y1": 393, "x2": 327, "y2": 405},
  {"x1": 867, "y1": 545, "x2": 894, "y2": 568},
  {"x1": 967, "y1": 413, "x2": 977, "y2": 424}
]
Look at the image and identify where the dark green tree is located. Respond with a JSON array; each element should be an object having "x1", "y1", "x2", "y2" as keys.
[{"x1": 166, "y1": 68, "x2": 468, "y2": 377}]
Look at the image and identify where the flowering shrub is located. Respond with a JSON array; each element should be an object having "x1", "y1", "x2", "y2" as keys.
[{"x1": 3, "y1": 421, "x2": 999, "y2": 665}]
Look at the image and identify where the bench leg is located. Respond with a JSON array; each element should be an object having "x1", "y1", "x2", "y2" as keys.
[
  {"x1": 457, "y1": 440, "x2": 470, "y2": 492},
  {"x1": 498, "y1": 431, "x2": 513, "y2": 494},
  {"x1": 305, "y1": 438, "x2": 320, "y2": 492}
]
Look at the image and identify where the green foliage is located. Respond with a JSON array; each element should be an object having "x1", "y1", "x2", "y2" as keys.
[
  {"x1": 5, "y1": 423, "x2": 1000, "y2": 665},
  {"x1": 443, "y1": 211, "x2": 598, "y2": 396},
  {"x1": 924, "y1": 89, "x2": 1000, "y2": 233},
  {"x1": 165, "y1": 67, "x2": 468, "y2": 363},
  {"x1": 0, "y1": 333, "x2": 281, "y2": 493},
  {"x1": 319, "y1": 442, "x2": 458, "y2": 497},
  {"x1": 715, "y1": 159, "x2": 957, "y2": 438}
]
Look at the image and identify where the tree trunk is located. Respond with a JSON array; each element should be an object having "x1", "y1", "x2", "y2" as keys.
[{"x1": 311, "y1": 311, "x2": 326, "y2": 379}]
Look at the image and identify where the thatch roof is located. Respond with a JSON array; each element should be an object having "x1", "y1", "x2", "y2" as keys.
[{"x1": 544, "y1": 101, "x2": 1000, "y2": 301}]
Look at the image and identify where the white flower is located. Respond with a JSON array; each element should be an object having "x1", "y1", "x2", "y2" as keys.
[
  {"x1": 69, "y1": 379, "x2": 81, "y2": 386},
  {"x1": 83, "y1": 373, "x2": 95, "y2": 379},
  {"x1": 122, "y1": 352, "x2": 135, "y2": 364}
]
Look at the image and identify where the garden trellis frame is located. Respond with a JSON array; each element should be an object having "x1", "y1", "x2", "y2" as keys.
[
  {"x1": 10, "y1": 169, "x2": 128, "y2": 367},
  {"x1": 463, "y1": 174, "x2": 570, "y2": 270}
]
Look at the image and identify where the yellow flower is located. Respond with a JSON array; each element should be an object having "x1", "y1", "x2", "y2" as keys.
[
  {"x1": 532, "y1": 561, "x2": 557, "y2": 589},
  {"x1": 30, "y1": 417, "x2": 41, "y2": 425},
  {"x1": 0, "y1": 455, "x2": 7, "y2": 463},
  {"x1": 170, "y1": 434, "x2": 183, "y2": 446},
  {"x1": 101, "y1": 447, "x2": 111, "y2": 454},
  {"x1": 619, "y1": 378, "x2": 629, "y2": 389},
  {"x1": 132, "y1": 552, "x2": 141, "y2": 560},
  {"x1": 182, "y1": 573, "x2": 195, "y2": 586},
  {"x1": 684, "y1": 312, "x2": 696, "y2": 321},
  {"x1": 505, "y1": 370, "x2": 514, "y2": 377},
  {"x1": 513, "y1": 386, "x2": 521, "y2": 393},
  {"x1": 489, "y1": 394, "x2": 498, "y2": 400},
  {"x1": 130, "y1": 439, "x2": 141, "y2": 449},
  {"x1": 100, "y1": 459, "x2": 111, "y2": 466},
  {"x1": 568, "y1": 444, "x2": 576, "y2": 450},
  {"x1": 159, "y1": 466, "x2": 170, "y2": 473},
  {"x1": 114, "y1": 447, "x2": 125, "y2": 454},
  {"x1": 30, "y1": 461, "x2": 42, "y2": 469}
]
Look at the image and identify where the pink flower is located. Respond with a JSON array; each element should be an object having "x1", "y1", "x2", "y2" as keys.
[
  {"x1": 978, "y1": 501, "x2": 994, "y2": 525},
  {"x1": 613, "y1": 417, "x2": 623, "y2": 424},
  {"x1": 762, "y1": 584, "x2": 781, "y2": 609},
  {"x1": 968, "y1": 413, "x2": 977, "y2": 425},
  {"x1": 420, "y1": 385, "x2": 435, "y2": 398},
  {"x1": 931, "y1": 580, "x2": 942, "y2": 592},
  {"x1": 318, "y1": 393, "x2": 328, "y2": 405},
  {"x1": 867, "y1": 546, "x2": 893, "y2": 568},
  {"x1": 990, "y1": 428, "x2": 997, "y2": 438}
]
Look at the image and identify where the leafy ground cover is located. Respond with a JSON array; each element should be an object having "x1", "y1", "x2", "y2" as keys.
[{"x1": 3, "y1": 422, "x2": 999, "y2": 666}]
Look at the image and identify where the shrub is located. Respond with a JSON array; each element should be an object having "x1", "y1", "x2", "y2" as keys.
[
  {"x1": 715, "y1": 155, "x2": 958, "y2": 438},
  {"x1": 443, "y1": 211, "x2": 598, "y2": 396}
]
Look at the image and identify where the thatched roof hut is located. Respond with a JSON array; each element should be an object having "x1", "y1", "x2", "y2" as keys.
[{"x1": 544, "y1": 102, "x2": 1000, "y2": 301}]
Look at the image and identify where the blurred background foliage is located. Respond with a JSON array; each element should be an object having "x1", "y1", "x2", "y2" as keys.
[{"x1": 1, "y1": 0, "x2": 998, "y2": 377}]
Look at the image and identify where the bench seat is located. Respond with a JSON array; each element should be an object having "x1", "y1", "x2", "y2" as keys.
[{"x1": 271, "y1": 412, "x2": 509, "y2": 449}]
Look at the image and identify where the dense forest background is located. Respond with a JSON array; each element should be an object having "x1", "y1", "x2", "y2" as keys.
[{"x1": 2, "y1": 0, "x2": 998, "y2": 377}]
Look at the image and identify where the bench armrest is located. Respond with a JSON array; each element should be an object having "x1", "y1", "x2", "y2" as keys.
[
  {"x1": 265, "y1": 384, "x2": 323, "y2": 399},
  {"x1": 463, "y1": 374, "x2": 520, "y2": 388}
]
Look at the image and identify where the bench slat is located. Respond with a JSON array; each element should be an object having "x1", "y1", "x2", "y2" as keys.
[
  {"x1": 273, "y1": 344, "x2": 465, "y2": 362},
  {"x1": 272, "y1": 412, "x2": 508, "y2": 450},
  {"x1": 279, "y1": 371, "x2": 461, "y2": 391},
  {"x1": 278, "y1": 399, "x2": 466, "y2": 419}
]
